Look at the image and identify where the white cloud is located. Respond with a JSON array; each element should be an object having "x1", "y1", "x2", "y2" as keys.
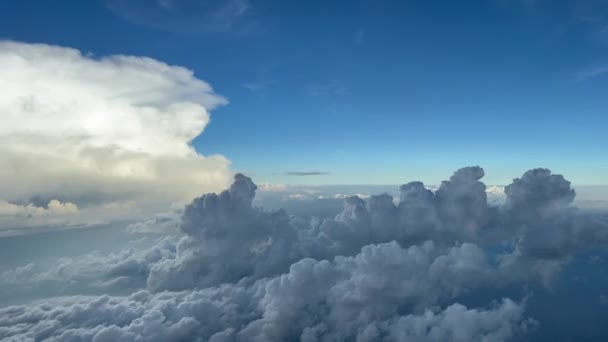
[
  {"x1": 0, "y1": 199, "x2": 78, "y2": 216},
  {"x1": 0, "y1": 199, "x2": 79, "y2": 230},
  {"x1": 0, "y1": 41, "x2": 232, "y2": 230},
  {"x1": 327, "y1": 193, "x2": 370, "y2": 200},
  {"x1": 257, "y1": 183, "x2": 288, "y2": 192},
  {"x1": 486, "y1": 185, "x2": 505, "y2": 196},
  {"x1": 286, "y1": 193, "x2": 308, "y2": 200}
]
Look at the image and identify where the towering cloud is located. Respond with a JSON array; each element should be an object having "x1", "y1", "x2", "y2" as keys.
[
  {"x1": 148, "y1": 173, "x2": 301, "y2": 291},
  {"x1": 498, "y1": 169, "x2": 608, "y2": 283},
  {"x1": 315, "y1": 167, "x2": 493, "y2": 256},
  {"x1": 0, "y1": 41, "x2": 232, "y2": 230},
  {"x1": 504, "y1": 168, "x2": 576, "y2": 222}
]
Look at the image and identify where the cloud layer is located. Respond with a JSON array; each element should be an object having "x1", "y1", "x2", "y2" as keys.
[
  {"x1": 1, "y1": 166, "x2": 607, "y2": 340},
  {"x1": 0, "y1": 41, "x2": 232, "y2": 230}
]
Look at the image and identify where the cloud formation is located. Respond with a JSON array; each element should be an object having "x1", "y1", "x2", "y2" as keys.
[
  {"x1": 0, "y1": 287, "x2": 529, "y2": 342},
  {"x1": 0, "y1": 199, "x2": 79, "y2": 232},
  {"x1": 0, "y1": 166, "x2": 607, "y2": 341},
  {"x1": 0, "y1": 41, "x2": 232, "y2": 230},
  {"x1": 576, "y1": 64, "x2": 608, "y2": 81}
]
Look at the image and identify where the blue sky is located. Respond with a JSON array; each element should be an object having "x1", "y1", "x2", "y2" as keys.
[{"x1": 2, "y1": 0, "x2": 607, "y2": 185}]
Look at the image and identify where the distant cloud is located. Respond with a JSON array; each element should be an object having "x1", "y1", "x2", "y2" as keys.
[
  {"x1": 126, "y1": 205, "x2": 183, "y2": 234},
  {"x1": 0, "y1": 199, "x2": 79, "y2": 230},
  {"x1": 0, "y1": 200, "x2": 78, "y2": 217},
  {"x1": 105, "y1": 0, "x2": 252, "y2": 33},
  {"x1": 285, "y1": 171, "x2": 331, "y2": 176},
  {"x1": 257, "y1": 183, "x2": 288, "y2": 192},
  {"x1": 323, "y1": 193, "x2": 370, "y2": 200},
  {"x1": 285, "y1": 193, "x2": 308, "y2": 200}
]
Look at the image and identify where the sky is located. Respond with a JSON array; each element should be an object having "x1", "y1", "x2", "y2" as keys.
[
  {"x1": 1, "y1": 0, "x2": 606, "y2": 186},
  {"x1": 3, "y1": 2, "x2": 608, "y2": 341}
]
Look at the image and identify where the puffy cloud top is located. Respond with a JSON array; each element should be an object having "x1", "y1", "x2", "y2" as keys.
[{"x1": 505, "y1": 168, "x2": 576, "y2": 220}]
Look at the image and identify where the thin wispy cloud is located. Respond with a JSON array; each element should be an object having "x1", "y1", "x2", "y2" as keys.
[
  {"x1": 576, "y1": 64, "x2": 608, "y2": 81},
  {"x1": 284, "y1": 171, "x2": 331, "y2": 176},
  {"x1": 353, "y1": 28, "x2": 366, "y2": 46},
  {"x1": 243, "y1": 65, "x2": 278, "y2": 93},
  {"x1": 105, "y1": 0, "x2": 252, "y2": 33},
  {"x1": 243, "y1": 79, "x2": 277, "y2": 92},
  {"x1": 306, "y1": 79, "x2": 349, "y2": 97}
]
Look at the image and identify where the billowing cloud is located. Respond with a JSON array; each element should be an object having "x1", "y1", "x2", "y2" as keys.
[
  {"x1": 497, "y1": 169, "x2": 608, "y2": 283},
  {"x1": 0, "y1": 288, "x2": 529, "y2": 342},
  {"x1": 0, "y1": 167, "x2": 607, "y2": 340},
  {"x1": 576, "y1": 64, "x2": 608, "y2": 81},
  {"x1": 126, "y1": 205, "x2": 184, "y2": 234},
  {"x1": 0, "y1": 234, "x2": 527, "y2": 341},
  {"x1": 0, "y1": 41, "x2": 232, "y2": 230},
  {"x1": 0, "y1": 236, "x2": 177, "y2": 300}
]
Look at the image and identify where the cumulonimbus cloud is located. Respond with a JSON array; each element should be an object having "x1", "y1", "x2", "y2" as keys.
[
  {"x1": 1, "y1": 166, "x2": 606, "y2": 341},
  {"x1": 0, "y1": 41, "x2": 232, "y2": 230}
]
